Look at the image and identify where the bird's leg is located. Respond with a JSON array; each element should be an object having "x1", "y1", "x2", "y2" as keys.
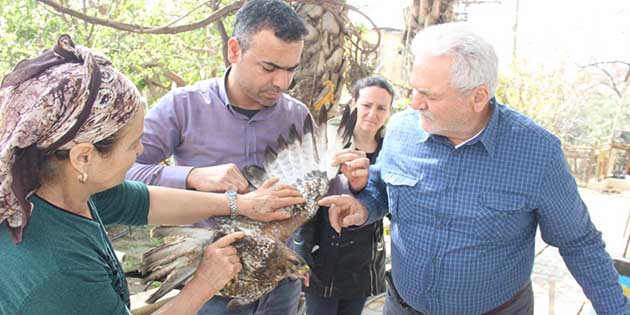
[{"x1": 225, "y1": 274, "x2": 239, "y2": 288}]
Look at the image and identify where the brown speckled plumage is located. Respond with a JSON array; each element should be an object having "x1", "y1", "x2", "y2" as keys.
[{"x1": 140, "y1": 106, "x2": 356, "y2": 308}]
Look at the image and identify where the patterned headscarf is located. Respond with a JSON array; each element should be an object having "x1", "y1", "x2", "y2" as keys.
[{"x1": 0, "y1": 35, "x2": 143, "y2": 244}]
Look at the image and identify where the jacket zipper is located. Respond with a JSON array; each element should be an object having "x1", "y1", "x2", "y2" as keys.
[
  {"x1": 369, "y1": 234, "x2": 377, "y2": 294},
  {"x1": 324, "y1": 278, "x2": 334, "y2": 297}
]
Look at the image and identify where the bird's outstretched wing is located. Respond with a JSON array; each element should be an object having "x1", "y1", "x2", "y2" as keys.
[
  {"x1": 240, "y1": 105, "x2": 356, "y2": 240},
  {"x1": 140, "y1": 226, "x2": 218, "y2": 303},
  {"x1": 140, "y1": 225, "x2": 309, "y2": 308},
  {"x1": 139, "y1": 105, "x2": 354, "y2": 307},
  {"x1": 244, "y1": 105, "x2": 355, "y2": 189}
]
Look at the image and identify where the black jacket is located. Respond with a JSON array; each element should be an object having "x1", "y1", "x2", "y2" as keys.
[{"x1": 294, "y1": 139, "x2": 386, "y2": 300}]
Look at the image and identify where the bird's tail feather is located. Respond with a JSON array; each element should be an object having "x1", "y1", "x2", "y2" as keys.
[
  {"x1": 325, "y1": 105, "x2": 356, "y2": 179},
  {"x1": 336, "y1": 105, "x2": 357, "y2": 149}
]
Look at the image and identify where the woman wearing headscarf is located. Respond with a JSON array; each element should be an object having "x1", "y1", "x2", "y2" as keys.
[
  {"x1": 295, "y1": 76, "x2": 394, "y2": 315},
  {"x1": 0, "y1": 35, "x2": 304, "y2": 315}
]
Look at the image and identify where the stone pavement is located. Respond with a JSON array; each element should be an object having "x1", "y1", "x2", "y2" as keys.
[
  {"x1": 362, "y1": 189, "x2": 630, "y2": 315},
  {"x1": 532, "y1": 189, "x2": 630, "y2": 315}
]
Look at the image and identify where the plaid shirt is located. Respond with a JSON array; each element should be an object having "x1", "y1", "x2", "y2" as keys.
[{"x1": 359, "y1": 100, "x2": 630, "y2": 315}]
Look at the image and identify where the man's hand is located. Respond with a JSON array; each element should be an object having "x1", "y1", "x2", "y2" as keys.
[
  {"x1": 238, "y1": 178, "x2": 305, "y2": 222},
  {"x1": 194, "y1": 232, "x2": 244, "y2": 295},
  {"x1": 186, "y1": 164, "x2": 249, "y2": 193},
  {"x1": 330, "y1": 149, "x2": 369, "y2": 192},
  {"x1": 318, "y1": 194, "x2": 368, "y2": 233}
]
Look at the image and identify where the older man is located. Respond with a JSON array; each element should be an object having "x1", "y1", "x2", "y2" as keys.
[
  {"x1": 126, "y1": 1, "x2": 310, "y2": 314},
  {"x1": 320, "y1": 23, "x2": 630, "y2": 315}
]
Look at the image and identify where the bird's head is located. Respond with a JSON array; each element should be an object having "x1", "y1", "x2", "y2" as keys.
[
  {"x1": 288, "y1": 252, "x2": 310, "y2": 275},
  {"x1": 284, "y1": 249, "x2": 310, "y2": 283}
]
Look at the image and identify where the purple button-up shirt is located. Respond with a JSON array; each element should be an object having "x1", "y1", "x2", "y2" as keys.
[{"x1": 126, "y1": 70, "x2": 312, "y2": 191}]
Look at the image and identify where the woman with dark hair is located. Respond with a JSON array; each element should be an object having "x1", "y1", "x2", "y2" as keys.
[
  {"x1": 295, "y1": 75, "x2": 394, "y2": 315},
  {"x1": 0, "y1": 35, "x2": 303, "y2": 315}
]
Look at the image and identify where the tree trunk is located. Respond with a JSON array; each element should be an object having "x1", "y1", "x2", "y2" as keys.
[
  {"x1": 400, "y1": 0, "x2": 457, "y2": 89},
  {"x1": 289, "y1": 2, "x2": 350, "y2": 116},
  {"x1": 403, "y1": 0, "x2": 457, "y2": 45}
]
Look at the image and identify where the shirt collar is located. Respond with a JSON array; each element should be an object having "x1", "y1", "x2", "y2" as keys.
[
  {"x1": 219, "y1": 66, "x2": 279, "y2": 120},
  {"x1": 418, "y1": 117, "x2": 431, "y2": 143},
  {"x1": 472, "y1": 98, "x2": 500, "y2": 156},
  {"x1": 219, "y1": 66, "x2": 232, "y2": 107},
  {"x1": 455, "y1": 126, "x2": 486, "y2": 149},
  {"x1": 417, "y1": 98, "x2": 500, "y2": 157}
]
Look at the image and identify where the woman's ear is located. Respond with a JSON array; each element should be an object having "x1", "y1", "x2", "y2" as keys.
[{"x1": 68, "y1": 143, "x2": 95, "y2": 174}]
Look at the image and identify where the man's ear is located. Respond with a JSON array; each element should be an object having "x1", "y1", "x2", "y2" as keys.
[
  {"x1": 471, "y1": 85, "x2": 490, "y2": 113},
  {"x1": 68, "y1": 143, "x2": 96, "y2": 174},
  {"x1": 227, "y1": 37, "x2": 241, "y2": 64}
]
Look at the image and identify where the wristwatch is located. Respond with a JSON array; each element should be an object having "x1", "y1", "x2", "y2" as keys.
[{"x1": 225, "y1": 188, "x2": 238, "y2": 219}]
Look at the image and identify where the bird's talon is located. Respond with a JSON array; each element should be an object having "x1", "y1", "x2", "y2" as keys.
[{"x1": 226, "y1": 274, "x2": 239, "y2": 288}]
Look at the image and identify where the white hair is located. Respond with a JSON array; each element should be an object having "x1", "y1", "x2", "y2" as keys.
[{"x1": 411, "y1": 23, "x2": 499, "y2": 97}]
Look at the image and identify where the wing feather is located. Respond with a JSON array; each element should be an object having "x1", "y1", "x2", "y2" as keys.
[
  {"x1": 141, "y1": 105, "x2": 356, "y2": 307},
  {"x1": 141, "y1": 226, "x2": 216, "y2": 303}
]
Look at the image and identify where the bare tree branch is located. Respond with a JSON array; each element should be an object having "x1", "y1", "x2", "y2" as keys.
[
  {"x1": 209, "y1": 0, "x2": 230, "y2": 68},
  {"x1": 41, "y1": 4, "x2": 66, "y2": 20},
  {"x1": 162, "y1": 0, "x2": 215, "y2": 29},
  {"x1": 37, "y1": 0, "x2": 379, "y2": 52},
  {"x1": 86, "y1": 22, "x2": 96, "y2": 45},
  {"x1": 163, "y1": 70, "x2": 187, "y2": 87},
  {"x1": 176, "y1": 37, "x2": 218, "y2": 54},
  {"x1": 334, "y1": 1, "x2": 381, "y2": 54},
  {"x1": 215, "y1": 20, "x2": 230, "y2": 67},
  {"x1": 135, "y1": 62, "x2": 188, "y2": 87},
  {"x1": 582, "y1": 61, "x2": 630, "y2": 67},
  {"x1": 37, "y1": 0, "x2": 244, "y2": 34},
  {"x1": 581, "y1": 61, "x2": 630, "y2": 99},
  {"x1": 81, "y1": 0, "x2": 88, "y2": 31},
  {"x1": 600, "y1": 67, "x2": 623, "y2": 98}
]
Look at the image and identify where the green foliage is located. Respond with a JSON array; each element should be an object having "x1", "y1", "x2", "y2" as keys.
[
  {"x1": 2, "y1": 1, "x2": 626, "y2": 148},
  {"x1": 392, "y1": 96, "x2": 410, "y2": 113},
  {"x1": 496, "y1": 58, "x2": 629, "y2": 146},
  {"x1": 0, "y1": 0, "x2": 235, "y2": 105}
]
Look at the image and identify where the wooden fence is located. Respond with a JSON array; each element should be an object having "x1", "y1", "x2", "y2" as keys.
[{"x1": 564, "y1": 130, "x2": 630, "y2": 187}]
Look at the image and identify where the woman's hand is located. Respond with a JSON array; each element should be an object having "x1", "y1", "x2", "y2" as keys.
[
  {"x1": 238, "y1": 178, "x2": 305, "y2": 222},
  {"x1": 151, "y1": 232, "x2": 245, "y2": 315},
  {"x1": 330, "y1": 149, "x2": 370, "y2": 192},
  {"x1": 194, "y1": 232, "x2": 245, "y2": 295}
]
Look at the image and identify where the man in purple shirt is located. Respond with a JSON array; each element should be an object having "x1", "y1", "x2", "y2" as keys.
[{"x1": 126, "y1": 1, "x2": 310, "y2": 314}]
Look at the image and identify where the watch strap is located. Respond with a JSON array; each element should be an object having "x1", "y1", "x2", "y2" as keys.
[{"x1": 225, "y1": 191, "x2": 238, "y2": 219}]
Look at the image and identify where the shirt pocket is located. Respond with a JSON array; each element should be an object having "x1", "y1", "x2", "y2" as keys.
[
  {"x1": 475, "y1": 192, "x2": 531, "y2": 244},
  {"x1": 382, "y1": 173, "x2": 418, "y2": 219}
]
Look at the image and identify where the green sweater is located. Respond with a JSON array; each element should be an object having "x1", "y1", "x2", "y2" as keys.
[{"x1": 0, "y1": 180, "x2": 149, "y2": 315}]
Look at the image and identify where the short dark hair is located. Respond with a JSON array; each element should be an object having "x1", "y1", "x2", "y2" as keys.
[
  {"x1": 233, "y1": 0, "x2": 307, "y2": 52},
  {"x1": 352, "y1": 75, "x2": 395, "y2": 106}
]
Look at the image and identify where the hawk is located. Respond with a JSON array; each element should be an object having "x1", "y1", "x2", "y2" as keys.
[{"x1": 139, "y1": 106, "x2": 356, "y2": 309}]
